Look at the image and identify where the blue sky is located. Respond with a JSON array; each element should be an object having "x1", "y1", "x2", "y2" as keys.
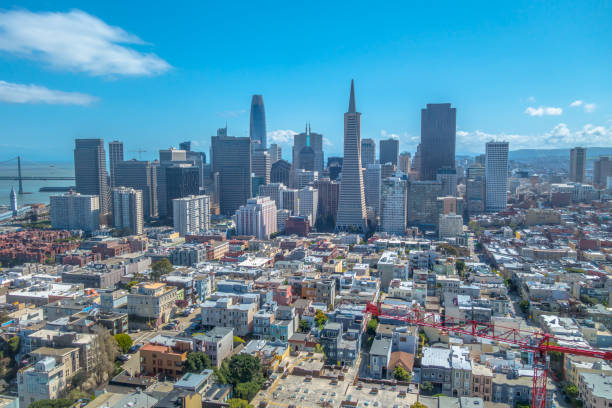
[{"x1": 0, "y1": 0, "x2": 611, "y2": 162}]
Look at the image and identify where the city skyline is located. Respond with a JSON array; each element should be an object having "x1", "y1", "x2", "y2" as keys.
[{"x1": 0, "y1": 2, "x2": 610, "y2": 162}]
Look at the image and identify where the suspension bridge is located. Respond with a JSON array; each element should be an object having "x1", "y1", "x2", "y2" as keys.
[{"x1": 0, "y1": 156, "x2": 75, "y2": 194}]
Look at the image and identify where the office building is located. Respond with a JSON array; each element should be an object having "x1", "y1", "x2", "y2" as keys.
[
  {"x1": 165, "y1": 165, "x2": 200, "y2": 217},
  {"x1": 313, "y1": 178, "x2": 339, "y2": 225},
  {"x1": 259, "y1": 182, "x2": 285, "y2": 209},
  {"x1": 292, "y1": 124, "x2": 324, "y2": 172},
  {"x1": 327, "y1": 157, "x2": 343, "y2": 180},
  {"x1": 436, "y1": 167, "x2": 458, "y2": 196},
  {"x1": 108, "y1": 141, "x2": 124, "y2": 188},
  {"x1": 281, "y1": 188, "x2": 299, "y2": 214},
  {"x1": 380, "y1": 175, "x2": 407, "y2": 235},
  {"x1": 380, "y1": 138, "x2": 399, "y2": 166},
  {"x1": 159, "y1": 148, "x2": 187, "y2": 163},
  {"x1": 252, "y1": 149, "x2": 271, "y2": 185},
  {"x1": 269, "y1": 144, "x2": 282, "y2": 163},
  {"x1": 419, "y1": 103, "x2": 456, "y2": 180},
  {"x1": 399, "y1": 152, "x2": 411, "y2": 174},
  {"x1": 112, "y1": 187, "x2": 144, "y2": 235},
  {"x1": 594, "y1": 156, "x2": 612, "y2": 187},
  {"x1": 361, "y1": 138, "x2": 376, "y2": 167},
  {"x1": 381, "y1": 162, "x2": 396, "y2": 179},
  {"x1": 172, "y1": 195, "x2": 210, "y2": 237},
  {"x1": 569, "y1": 147, "x2": 587, "y2": 183},
  {"x1": 271, "y1": 159, "x2": 291, "y2": 185},
  {"x1": 407, "y1": 180, "x2": 442, "y2": 228},
  {"x1": 466, "y1": 177, "x2": 485, "y2": 216},
  {"x1": 74, "y1": 139, "x2": 110, "y2": 215},
  {"x1": 439, "y1": 214, "x2": 463, "y2": 238},
  {"x1": 336, "y1": 80, "x2": 367, "y2": 233},
  {"x1": 235, "y1": 197, "x2": 277, "y2": 239},
  {"x1": 292, "y1": 169, "x2": 318, "y2": 189},
  {"x1": 127, "y1": 282, "x2": 178, "y2": 329},
  {"x1": 211, "y1": 130, "x2": 252, "y2": 215},
  {"x1": 276, "y1": 209, "x2": 290, "y2": 232},
  {"x1": 186, "y1": 150, "x2": 206, "y2": 188},
  {"x1": 115, "y1": 159, "x2": 158, "y2": 220},
  {"x1": 298, "y1": 186, "x2": 318, "y2": 226},
  {"x1": 250, "y1": 94, "x2": 267, "y2": 150},
  {"x1": 485, "y1": 141, "x2": 509, "y2": 212},
  {"x1": 364, "y1": 164, "x2": 381, "y2": 215},
  {"x1": 50, "y1": 192, "x2": 100, "y2": 232}
]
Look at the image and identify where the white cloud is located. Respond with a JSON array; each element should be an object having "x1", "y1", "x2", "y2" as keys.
[
  {"x1": 570, "y1": 100, "x2": 583, "y2": 107},
  {"x1": 0, "y1": 9, "x2": 170, "y2": 76},
  {"x1": 457, "y1": 122, "x2": 612, "y2": 152},
  {"x1": 584, "y1": 103, "x2": 596, "y2": 113},
  {"x1": 323, "y1": 137, "x2": 333, "y2": 147},
  {"x1": 267, "y1": 129, "x2": 297, "y2": 144},
  {"x1": 527, "y1": 96, "x2": 536, "y2": 103},
  {"x1": 524, "y1": 106, "x2": 563, "y2": 116},
  {"x1": 0, "y1": 80, "x2": 97, "y2": 105}
]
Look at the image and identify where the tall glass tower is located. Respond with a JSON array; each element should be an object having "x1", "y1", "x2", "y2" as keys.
[
  {"x1": 250, "y1": 95, "x2": 267, "y2": 150},
  {"x1": 335, "y1": 80, "x2": 367, "y2": 233}
]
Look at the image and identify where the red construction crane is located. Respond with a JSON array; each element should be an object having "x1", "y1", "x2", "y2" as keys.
[{"x1": 365, "y1": 302, "x2": 612, "y2": 408}]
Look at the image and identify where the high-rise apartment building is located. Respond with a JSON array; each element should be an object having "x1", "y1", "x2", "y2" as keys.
[
  {"x1": 112, "y1": 187, "x2": 144, "y2": 235},
  {"x1": 419, "y1": 103, "x2": 456, "y2": 181},
  {"x1": 399, "y1": 152, "x2": 411, "y2": 174},
  {"x1": 269, "y1": 144, "x2": 282, "y2": 164},
  {"x1": 115, "y1": 159, "x2": 158, "y2": 219},
  {"x1": 485, "y1": 141, "x2": 509, "y2": 212},
  {"x1": 235, "y1": 197, "x2": 277, "y2": 239},
  {"x1": 380, "y1": 138, "x2": 399, "y2": 166},
  {"x1": 292, "y1": 125, "x2": 324, "y2": 172},
  {"x1": 74, "y1": 139, "x2": 110, "y2": 215},
  {"x1": 211, "y1": 130, "x2": 252, "y2": 215},
  {"x1": 271, "y1": 159, "x2": 291, "y2": 186},
  {"x1": 250, "y1": 95, "x2": 267, "y2": 150},
  {"x1": 380, "y1": 175, "x2": 407, "y2": 235},
  {"x1": 108, "y1": 141, "x2": 124, "y2": 188},
  {"x1": 364, "y1": 164, "x2": 381, "y2": 216},
  {"x1": 172, "y1": 195, "x2": 210, "y2": 236},
  {"x1": 50, "y1": 192, "x2": 100, "y2": 232},
  {"x1": 594, "y1": 156, "x2": 612, "y2": 187},
  {"x1": 361, "y1": 138, "x2": 376, "y2": 167},
  {"x1": 335, "y1": 80, "x2": 367, "y2": 233},
  {"x1": 298, "y1": 186, "x2": 318, "y2": 226},
  {"x1": 569, "y1": 147, "x2": 587, "y2": 183}
]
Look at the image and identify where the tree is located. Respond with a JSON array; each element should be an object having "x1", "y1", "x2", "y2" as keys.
[
  {"x1": 233, "y1": 336, "x2": 246, "y2": 345},
  {"x1": 314, "y1": 310, "x2": 328, "y2": 329},
  {"x1": 114, "y1": 333, "x2": 133, "y2": 354},
  {"x1": 455, "y1": 260, "x2": 465, "y2": 275},
  {"x1": 7, "y1": 336, "x2": 20, "y2": 357},
  {"x1": 298, "y1": 319, "x2": 311, "y2": 333},
  {"x1": 151, "y1": 258, "x2": 173, "y2": 281},
  {"x1": 91, "y1": 327, "x2": 118, "y2": 386},
  {"x1": 564, "y1": 384, "x2": 578, "y2": 399},
  {"x1": 518, "y1": 300, "x2": 530, "y2": 314},
  {"x1": 366, "y1": 318, "x2": 378, "y2": 337},
  {"x1": 314, "y1": 343, "x2": 324, "y2": 354},
  {"x1": 125, "y1": 281, "x2": 139, "y2": 291},
  {"x1": 393, "y1": 366, "x2": 412, "y2": 382},
  {"x1": 185, "y1": 352, "x2": 211, "y2": 373},
  {"x1": 30, "y1": 399, "x2": 74, "y2": 408},
  {"x1": 421, "y1": 381, "x2": 434, "y2": 394},
  {"x1": 234, "y1": 381, "x2": 261, "y2": 401},
  {"x1": 228, "y1": 399, "x2": 253, "y2": 408},
  {"x1": 411, "y1": 402, "x2": 427, "y2": 408}
]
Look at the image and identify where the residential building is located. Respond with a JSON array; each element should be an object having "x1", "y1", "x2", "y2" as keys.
[
  {"x1": 369, "y1": 336, "x2": 392, "y2": 379},
  {"x1": 235, "y1": 197, "x2": 277, "y2": 239},
  {"x1": 200, "y1": 298, "x2": 257, "y2": 337},
  {"x1": 578, "y1": 372, "x2": 612, "y2": 408},
  {"x1": 112, "y1": 187, "x2": 144, "y2": 235},
  {"x1": 140, "y1": 340, "x2": 190, "y2": 378},
  {"x1": 192, "y1": 327, "x2": 234, "y2": 368},
  {"x1": 336, "y1": 80, "x2": 367, "y2": 233},
  {"x1": 419, "y1": 104, "x2": 456, "y2": 181},
  {"x1": 172, "y1": 195, "x2": 210, "y2": 237},
  {"x1": 485, "y1": 141, "x2": 509, "y2": 212},
  {"x1": 380, "y1": 175, "x2": 407, "y2": 235},
  {"x1": 50, "y1": 192, "x2": 100, "y2": 232},
  {"x1": 298, "y1": 186, "x2": 318, "y2": 226},
  {"x1": 127, "y1": 282, "x2": 178, "y2": 328},
  {"x1": 18, "y1": 357, "x2": 70, "y2": 408}
]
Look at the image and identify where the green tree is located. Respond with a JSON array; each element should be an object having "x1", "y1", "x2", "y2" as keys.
[
  {"x1": 151, "y1": 258, "x2": 173, "y2": 281},
  {"x1": 233, "y1": 336, "x2": 246, "y2": 345},
  {"x1": 421, "y1": 381, "x2": 434, "y2": 394},
  {"x1": 184, "y1": 352, "x2": 212, "y2": 373},
  {"x1": 366, "y1": 318, "x2": 378, "y2": 337},
  {"x1": 125, "y1": 280, "x2": 139, "y2": 291},
  {"x1": 564, "y1": 384, "x2": 578, "y2": 399},
  {"x1": 30, "y1": 400, "x2": 74, "y2": 408},
  {"x1": 314, "y1": 310, "x2": 328, "y2": 329},
  {"x1": 114, "y1": 333, "x2": 133, "y2": 354},
  {"x1": 298, "y1": 319, "x2": 311, "y2": 332},
  {"x1": 234, "y1": 381, "x2": 261, "y2": 401},
  {"x1": 314, "y1": 343, "x2": 324, "y2": 354},
  {"x1": 393, "y1": 366, "x2": 412, "y2": 382},
  {"x1": 228, "y1": 399, "x2": 253, "y2": 408},
  {"x1": 455, "y1": 260, "x2": 465, "y2": 276},
  {"x1": 7, "y1": 336, "x2": 20, "y2": 357},
  {"x1": 411, "y1": 402, "x2": 428, "y2": 408},
  {"x1": 518, "y1": 300, "x2": 530, "y2": 314}
]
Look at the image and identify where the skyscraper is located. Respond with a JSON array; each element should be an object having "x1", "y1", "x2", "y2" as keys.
[
  {"x1": 399, "y1": 152, "x2": 411, "y2": 174},
  {"x1": 74, "y1": 139, "x2": 110, "y2": 215},
  {"x1": 594, "y1": 156, "x2": 612, "y2": 187},
  {"x1": 269, "y1": 144, "x2": 282, "y2": 164},
  {"x1": 211, "y1": 130, "x2": 252, "y2": 215},
  {"x1": 419, "y1": 103, "x2": 456, "y2": 180},
  {"x1": 335, "y1": 80, "x2": 367, "y2": 233},
  {"x1": 361, "y1": 138, "x2": 376, "y2": 167},
  {"x1": 252, "y1": 150, "x2": 271, "y2": 185},
  {"x1": 313, "y1": 178, "x2": 339, "y2": 227},
  {"x1": 108, "y1": 141, "x2": 124, "y2": 188},
  {"x1": 250, "y1": 95, "x2": 267, "y2": 150},
  {"x1": 112, "y1": 187, "x2": 144, "y2": 235},
  {"x1": 364, "y1": 164, "x2": 381, "y2": 216},
  {"x1": 172, "y1": 194, "x2": 210, "y2": 237},
  {"x1": 485, "y1": 141, "x2": 509, "y2": 212},
  {"x1": 50, "y1": 192, "x2": 100, "y2": 232},
  {"x1": 115, "y1": 159, "x2": 158, "y2": 220},
  {"x1": 379, "y1": 138, "x2": 399, "y2": 166},
  {"x1": 9, "y1": 186, "x2": 17, "y2": 216},
  {"x1": 569, "y1": 147, "x2": 586, "y2": 183},
  {"x1": 271, "y1": 159, "x2": 291, "y2": 185},
  {"x1": 292, "y1": 125, "x2": 324, "y2": 172},
  {"x1": 165, "y1": 165, "x2": 200, "y2": 216},
  {"x1": 380, "y1": 175, "x2": 407, "y2": 235},
  {"x1": 298, "y1": 186, "x2": 318, "y2": 226}
]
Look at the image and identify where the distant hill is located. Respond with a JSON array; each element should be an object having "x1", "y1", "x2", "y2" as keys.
[{"x1": 509, "y1": 147, "x2": 612, "y2": 161}]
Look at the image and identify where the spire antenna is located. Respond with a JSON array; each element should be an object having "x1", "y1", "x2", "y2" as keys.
[{"x1": 348, "y1": 79, "x2": 356, "y2": 113}]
